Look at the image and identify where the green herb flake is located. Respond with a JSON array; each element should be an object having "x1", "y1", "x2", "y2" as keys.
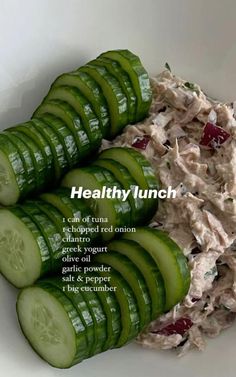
[
  {"x1": 184, "y1": 82, "x2": 200, "y2": 96},
  {"x1": 225, "y1": 198, "x2": 234, "y2": 203},
  {"x1": 166, "y1": 161, "x2": 171, "y2": 169},
  {"x1": 165, "y1": 62, "x2": 171, "y2": 72}
]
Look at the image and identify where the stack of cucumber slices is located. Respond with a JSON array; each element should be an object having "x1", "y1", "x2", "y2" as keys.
[
  {"x1": 17, "y1": 227, "x2": 190, "y2": 368},
  {"x1": 0, "y1": 49, "x2": 190, "y2": 370},
  {"x1": 0, "y1": 49, "x2": 152, "y2": 206},
  {"x1": 0, "y1": 147, "x2": 158, "y2": 288}
]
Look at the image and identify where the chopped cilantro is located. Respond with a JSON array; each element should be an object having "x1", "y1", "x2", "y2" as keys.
[
  {"x1": 184, "y1": 81, "x2": 200, "y2": 96},
  {"x1": 165, "y1": 62, "x2": 171, "y2": 72},
  {"x1": 225, "y1": 198, "x2": 234, "y2": 203}
]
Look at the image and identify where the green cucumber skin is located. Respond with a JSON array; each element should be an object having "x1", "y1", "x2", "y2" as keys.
[
  {"x1": 96, "y1": 265, "x2": 140, "y2": 347},
  {"x1": 30, "y1": 117, "x2": 68, "y2": 180},
  {"x1": 39, "y1": 277, "x2": 94, "y2": 359},
  {"x1": 79, "y1": 64, "x2": 128, "y2": 138},
  {"x1": 99, "y1": 147, "x2": 159, "y2": 218},
  {"x1": 95, "y1": 251, "x2": 152, "y2": 330},
  {"x1": 21, "y1": 203, "x2": 64, "y2": 271},
  {"x1": 7, "y1": 129, "x2": 47, "y2": 191},
  {"x1": 122, "y1": 227, "x2": 191, "y2": 311},
  {"x1": 89, "y1": 57, "x2": 136, "y2": 123},
  {"x1": 94, "y1": 158, "x2": 145, "y2": 225},
  {"x1": 11, "y1": 122, "x2": 54, "y2": 181},
  {"x1": 99, "y1": 50, "x2": 152, "y2": 121},
  {"x1": 37, "y1": 114, "x2": 79, "y2": 169},
  {"x1": 9, "y1": 206, "x2": 51, "y2": 277},
  {"x1": 86, "y1": 275, "x2": 121, "y2": 351},
  {"x1": 40, "y1": 188, "x2": 100, "y2": 244},
  {"x1": 0, "y1": 133, "x2": 28, "y2": 198},
  {"x1": 62, "y1": 165, "x2": 132, "y2": 232},
  {"x1": 2, "y1": 131, "x2": 36, "y2": 195},
  {"x1": 52, "y1": 71, "x2": 110, "y2": 138},
  {"x1": 34, "y1": 282, "x2": 87, "y2": 366},
  {"x1": 108, "y1": 239, "x2": 165, "y2": 318},
  {"x1": 33, "y1": 100, "x2": 91, "y2": 159},
  {"x1": 71, "y1": 280, "x2": 107, "y2": 356},
  {"x1": 45, "y1": 86, "x2": 102, "y2": 149}
]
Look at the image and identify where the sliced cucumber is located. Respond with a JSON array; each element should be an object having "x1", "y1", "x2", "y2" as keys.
[
  {"x1": 94, "y1": 251, "x2": 152, "y2": 330},
  {"x1": 79, "y1": 64, "x2": 128, "y2": 137},
  {"x1": 50, "y1": 71, "x2": 110, "y2": 137},
  {"x1": 0, "y1": 133, "x2": 27, "y2": 205},
  {"x1": 21, "y1": 202, "x2": 64, "y2": 271},
  {"x1": 62, "y1": 166, "x2": 131, "y2": 241},
  {"x1": 40, "y1": 187, "x2": 100, "y2": 244},
  {"x1": 41, "y1": 277, "x2": 94, "y2": 358},
  {"x1": 37, "y1": 113, "x2": 79, "y2": 169},
  {"x1": 0, "y1": 207, "x2": 50, "y2": 288},
  {"x1": 90, "y1": 57, "x2": 136, "y2": 123},
  {"x1": 122, "y1": 227, "x2": 191, "y2": 310},
  {"x1": 8, "y1": 129, "x2": 47, "y2": 192},
  {"x1": 45, "y1": 86, "x2": 102, "y2": 149},
  {"x1": 99, "y1": 147, "x2": 159, "y2": 218},
  {"x1": 11, "y1": 121, "x2": 54, "y2": 182},
  {"x1": 87, "y1": 274, "x2": 121, "y2": 351},
  {"x1": 17, "y1": 284, "x2": 87, "y2": 368},
  {"x1": 99, "y1": 50, "x2": 152, "y2": 121},
  {"x1": 108, "y1": 239, "x2": 165, "y2": 318},
  {"x1": 71, "y1": 280, "x2": 107, "y2": 356},
  {"x1": 94, "y1": 158, "x2": 144, "y2": 224},
  {"x1": 96, "y1": 265, "x2": 140, "y2": 347},
  {"x1": 2, "y1": 130, "x2": 36, "y2": 196},
  {"x1": 30, "y1": 117, "x2": 68, "y2": 180},
  {"x1": 33, "y1": 100, "x2": 91, "y2": 159}
]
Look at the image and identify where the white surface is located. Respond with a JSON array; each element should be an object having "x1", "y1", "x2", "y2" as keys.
[{"x1": 1, "y1": 0, "x2": 236, "y2": 376}]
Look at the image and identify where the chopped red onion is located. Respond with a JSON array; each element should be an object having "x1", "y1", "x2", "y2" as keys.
[
  {"x1": 200, "y1": 122, "x2": 231, "y2": 149},
  {"x1": 132, "y1": 135, "x2": 150, "y2": 150},
  {"x1": 152, "y1": 317, "x2": 193, "y2": 336}
]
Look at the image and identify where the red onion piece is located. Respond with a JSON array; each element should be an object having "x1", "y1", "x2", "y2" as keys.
[
  {"x1": 152, "y1": 317, "x2": 193, "y2": 336},
  {"x1": 132, "y1": 135, "x2": 150, "y2": 150},
  {"x1": 200, "y1": 122, "x2": 230, "y2": 149}
]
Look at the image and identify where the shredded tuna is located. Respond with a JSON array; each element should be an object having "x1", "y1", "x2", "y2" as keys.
[{"x1": 100, "y1": 69, "x2": 236, "y2": 355}]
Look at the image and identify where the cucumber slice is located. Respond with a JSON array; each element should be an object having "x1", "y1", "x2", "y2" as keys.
[
  {"x1": 8, "y1": 129, "x2": 47, "y2": 192},
  {"x1": 40, "y1": 188, "x2": 100, "y2": 244},
  {"x1": 108, "y1": 239, "x2": 165, "y2": 318},
  {"x1": 0, "y1": 207, "x2": 50, "y2": 288},
  {"x1": 62, "y1": 166, "x2": 131, "y2": 241},
  {"x1": 17, "y1": 284, "x2": 87, "y2": 368},
  {"x1": 11, "y1": 121, "x2": 54, "y2": 182},
  {"x1": 99, "y1": 147, "x2": 159, "y2": 218},
  {"x1": 37, "y1": 113, "x2": 79, "y2": 169},
  {"x1": 96, "y1": 265, "x2": 140, "y2": 347},
  {"x1": 30, "y1": 117, "x2": 68, "y2": 180},
  {"x1": 94, "y1": 158, "x2": 144, "y2": 224},
  {"x1": 79, "y1": 64, "x2": 128, "y2": 138},
  {"x1": 122, "y1": 227, "x2": 191, "y2": 310},
  {"x1": 33, "y1": 100, "x2": 91, "y2": 159},
  {"x1": 2, "y1": 131, "x2": 36, "y2": 196},
  {"x1": 99, "y1": 50, "x2": 152, "y2": 121},
  {"x1": 0, "y1": 133, "x2": 27, "y2": 205},
  {"x1": 45, "y1": 86, "x2": 102, "y2": 148},
  {"x1": 71, "y1": 280, "x2": 107, "y2": 356},
  {"x1": 40, "y1": 277, "x2": 94, "y2": 358},
  {"x1": 51, "y1": 71, "x2": 110, "y2": 137},
  {"x1": 90, "y1": 57, "x2": 136, "y2": 123},
  {"x1": 21, "y1": 202, "x2": 64, "y2": 271},
  {"x1": 34, "y1": 200, "x2": 73, "y2": 262},
  {"x1": 87, "y1": 274, "x2": 121, "y2": 351},
  {"x1": 94, "y1": 251, "x2": 152, "y2": 330}
]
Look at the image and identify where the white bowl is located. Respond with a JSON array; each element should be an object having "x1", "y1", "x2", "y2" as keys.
[{"x1": 0, "y1": 1, "x2": 235, "y2": 376}]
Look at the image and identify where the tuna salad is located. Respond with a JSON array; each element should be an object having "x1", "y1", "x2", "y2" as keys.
[{"x1": 101, "y1": 68, "x2": 236, "y2": 355}]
